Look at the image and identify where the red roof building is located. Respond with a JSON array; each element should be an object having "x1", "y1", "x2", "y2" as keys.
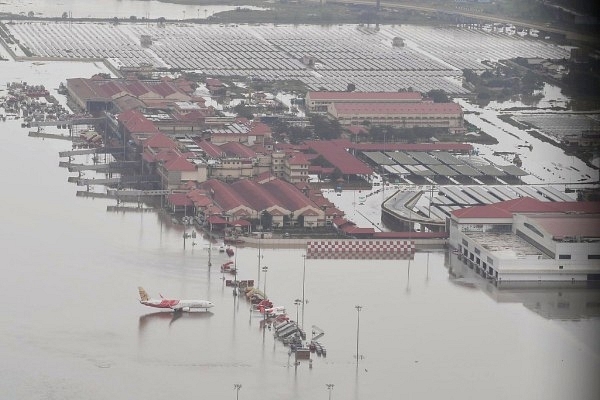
[
  {"x1": 329, "y1": 102, "x2": 464, "y2": 131},
  {"x1": 306, "y1": 91, "x2": 423, "y2": 112},
  {"x1": 306, "y1": 139, "x2": 373, "y2": 176},
  {"x1": 449, "y1": 197, "x2": 600, "y2": 283}
]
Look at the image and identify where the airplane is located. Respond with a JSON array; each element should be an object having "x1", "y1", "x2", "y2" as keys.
[{"x1": 138, "y1": 287, "x2": 214, "y2": 312}]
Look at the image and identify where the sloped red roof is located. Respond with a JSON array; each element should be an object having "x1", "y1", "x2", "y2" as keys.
[
  {"x1": 288, "y1": 152, "x2": 309, "y2": 165},
  {"x1": 342, "y1": 226, "x2": 376, "y2": 235},
  {"x1": 145, "y1": 132, "x2": 177, "y2": 149},
  {"x1": 230, "y1": 219, "x2": 251, "y2": 227},
  {"x1": 530, "y1": 214, "x2": 600, "y2": 238},
  {"x1": 332, "y1": 102, "x2": 462, "y2": 115},
  {"x1": 248, "y1": 121, "x2": 272, "y2": 136},
  {"x1": 308, "y1": 91, "x2": 422, "y2": 101},
  {"x1": 231, "y1": 179, "x2": 281, "y2": 211},
  {"x1": 152, "y1": 81, "x2": 177, "y2": 98},
  {"x1": 451, "y1": 204, "x2": 513, "y2": 219},
  {"x1": 332, "y1": 217, "x2": 352, "y2": 227},
  {"x1": 175, "y1": 109, "x2": 206, "y2": 122},
  {"x1": 452, "y1": 197, "x2": 600, "y2": 219},
  {"x1": 207, "y1": 215, "x2": 228, "y2": 225},
  {"x1": 164, "y1": 156, "x2": 196, "y2": 172},
  {"x1": 373, "y1": 231, "x2": 449, "y2": 239},
  {"x1": 206, "y1": 78, "x2": 223, "y2": 87},
  {"x1": 301, "y1": 209, "x2": 320, "y2": 216},
  {"x1": 200, "y1": 179, "x2": 253, "y2": 212},
  {"x1": 253, "y1": 171, "x2": 276, "y2": 184},
  {"x1": 221, "y1": 142, "x2": 257, "y2": 158},
  {"x1": 262, "y1": 179, "x2": 319, "y2": 211},
  {"x1": 306, "y1": 140, "x2": 373, "y2": 175},
  {"x1": 118, "y1": 109, "x2": 160, "y2": 134},
  {"x1": 196, "y1": 140, "x2": 223, "y2": 158},
  {"x1": 188, "y1": 191, "x2": 213, "y2": 207},
  {"x1": 125, "y1": 80, "x2": 150, "y2": 97},
  {"x1": 98, "y1": 81, "x2": 123, "y2": 97},
  {"x1": 325, "y1": 207, "x2": 344, "y2": 216},
  {"x1": 268, "y1": 209, "x2": 286, "y2": 216},
  {"x1": 167, "y1": 193, "x2": 194, "y2": 207}
]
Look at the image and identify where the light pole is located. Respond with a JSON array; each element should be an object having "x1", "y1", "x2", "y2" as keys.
[
  {"x1": 326, "y1": 383, "x2": 334, "y2": 400},
  {"x1": 256, "y1": 230, "x2": 263, "y2": 289},
  {"x1": 355, "y1": 305, "x2": 362, "y2": 364},
  {"x1": 301, "y1": 253, "x2": 307, "y2": 330},
  {"x1": 234, "y1": 383, "x2": 242, "y2": 400},
  {"x1": 294, "y1": 299, "x2": 302, "y2": 323},
  {"x1": 262, "y1": 266, "x2": 268, "y2": 297}
]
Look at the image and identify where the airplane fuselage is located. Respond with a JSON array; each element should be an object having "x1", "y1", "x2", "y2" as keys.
[{"x1": 141, "y1": 299, "x2": 214, "y2": 311}]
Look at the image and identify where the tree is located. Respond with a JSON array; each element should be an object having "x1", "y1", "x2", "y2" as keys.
[
  {"x1": 311, "y1": 114, "x2": 341, "y2": 140},
  {"x1": 234, "y1": 103, "x2": 254, "y2": 119},
  {"x1": 426, "y1": 89, "x2": 449, "y2": 103},
  {"x1": 522, "y1": 70, "x2": 542, "y2": 92},
  {"x1": 62, "y1": 12, "x2": 68, "y2": 19}
]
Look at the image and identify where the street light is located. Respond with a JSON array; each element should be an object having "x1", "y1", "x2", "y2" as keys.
[
  {"x1": 256, "y1": 232, "x2": 263, "y2": 289},
  {"x1": 326, "y1": 383, "x2": 334, "y2": 400},
  {"x1": 294, "y1": 299, "x2": 302, "y2": 323},
  {"x1": 301, "y1": 253, "x2": 307, "y2": 330},
  {"x1": 262, "y1": 265, "x2": 268, "y2": 297},
  {"x1": 234, "y1": 383, "x2": 242, "y2": 400},
  {"x1": 355, "y1": 305, "x2": 363, "y2": 364}
]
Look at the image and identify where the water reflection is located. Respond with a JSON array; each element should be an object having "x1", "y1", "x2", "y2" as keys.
[
  {"x1": 447, "y1": 255, "x2": 600, "y2": 320},
  {"x1": 138, "y1": 310, "x2": 214, "y2": 334}
]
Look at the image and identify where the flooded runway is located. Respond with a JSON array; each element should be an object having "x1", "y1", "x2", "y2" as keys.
[
  {"x1": 0, "y1": 11, "x2": 599, "y2": 399},
  {"x1": 1, "y1": 101, "x2": 599, "y2": 399}
]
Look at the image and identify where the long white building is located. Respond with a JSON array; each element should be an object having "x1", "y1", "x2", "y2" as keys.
[{"x1": 448, "y1": 197, "x2": 600, "y2": 283}]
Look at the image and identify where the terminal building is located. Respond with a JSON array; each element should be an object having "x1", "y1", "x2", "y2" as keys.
[
  {"x1": 305, "y1": 91, "x2": 423, "y2": 113},
  {"x1": 449, "y1": 197, "x2": 600, "y2": 284}
]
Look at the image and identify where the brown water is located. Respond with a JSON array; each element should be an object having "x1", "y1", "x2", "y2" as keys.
[{"x1": 1, "y1": 59, "x2": 599, "y2": 400}]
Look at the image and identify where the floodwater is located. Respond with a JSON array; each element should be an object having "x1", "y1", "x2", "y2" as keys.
[
  {"x1": 1, "y1": 59, "x2": 600, "y2": 400},
  {"x1": 1, "y1": 5, "x2": 599, "y2": 398},
  {"x1": 0, "y1": 0, "x2": 264, "y2": 20}
]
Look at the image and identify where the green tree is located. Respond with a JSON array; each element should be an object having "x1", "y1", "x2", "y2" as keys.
[
  {"x1": 426, "y1": 89, "x2": 449, "y2": 103},
  {"x1": 234, "y1": 103, "x2": 254, "y2": 119},
  {"x1": 311, "y1": 114, "x2": 341, "y2": 140}
]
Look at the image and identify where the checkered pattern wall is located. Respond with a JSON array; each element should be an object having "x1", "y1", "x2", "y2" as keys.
[{"x1": 306, "y1": 240, "x2": 415, "y2": 256}]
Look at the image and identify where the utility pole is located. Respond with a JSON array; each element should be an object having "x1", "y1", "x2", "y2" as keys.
[
  {"x1": 355, "y1": 305, "x2": 363, "y2": 364},
  {"x1": 301, "y1": 253, "x2": 307, "y2": 330}
]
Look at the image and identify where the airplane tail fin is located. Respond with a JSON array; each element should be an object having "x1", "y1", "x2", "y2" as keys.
[{"x1": 138, "y1": 286, "x2": 150, "y2": 302}]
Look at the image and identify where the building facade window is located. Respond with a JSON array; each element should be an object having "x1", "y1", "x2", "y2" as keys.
[{"x1": 558, "y1": 254, "x2": 571, "y2": 260}]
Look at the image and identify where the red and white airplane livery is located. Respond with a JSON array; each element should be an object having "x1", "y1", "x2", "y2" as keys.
[{"x1": 138, "y1": 287, "x2": 214, "y2": 312}]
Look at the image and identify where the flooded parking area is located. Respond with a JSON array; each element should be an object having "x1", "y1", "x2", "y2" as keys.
[
  {"x1": 514, "y1": 113, "x2": 600, "y2": 142},
  {"x1": 4, "y1": 22, "x2": 569, "y2": 93}
]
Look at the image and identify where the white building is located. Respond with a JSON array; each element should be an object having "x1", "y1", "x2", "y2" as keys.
[{"x1": 448, "y1": 197, "x2": 600, "y2": 283}]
